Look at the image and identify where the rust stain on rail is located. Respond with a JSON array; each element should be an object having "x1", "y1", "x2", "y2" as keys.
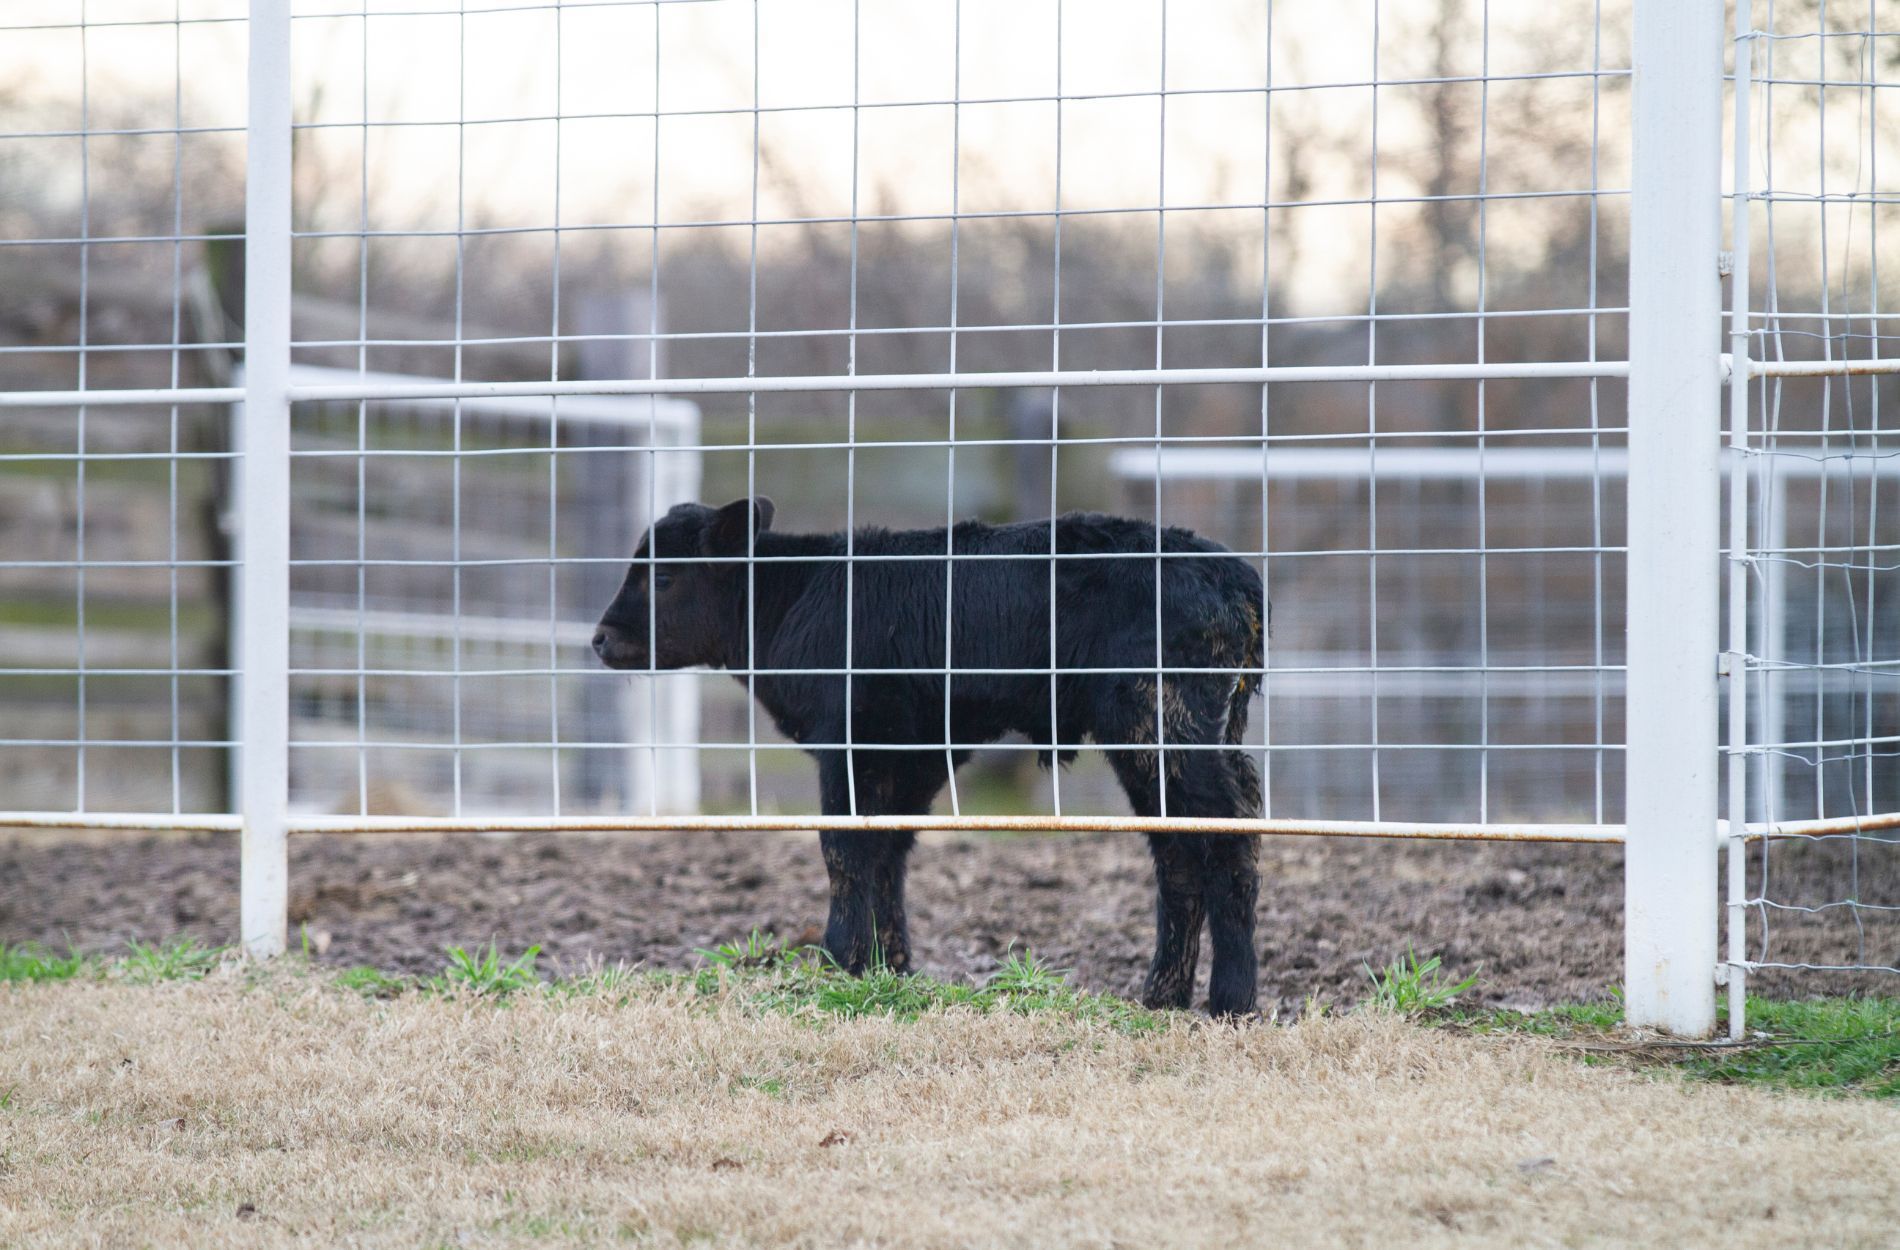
[
  {"x1": 1730, "y1": 809, "x2": 1900, "y2": 842},
  {"x1": 16, "y1": 807, "x2": 1900, "y2": 844},
  {"x1": 0, "y1": 810, "x2": 1629, "y2": 842},
  {"x1": 272, "y1": 813, "x2": 1627, "y2": 843}
]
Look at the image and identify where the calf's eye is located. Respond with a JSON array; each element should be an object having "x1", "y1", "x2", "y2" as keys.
[{"x1": 654, "y1": 572, "x2": 674, "y2": 591}]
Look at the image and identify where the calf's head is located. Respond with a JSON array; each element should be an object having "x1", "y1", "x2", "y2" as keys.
[{"x1": 592, "y1": 497, "x2": 775, "y2": 670}]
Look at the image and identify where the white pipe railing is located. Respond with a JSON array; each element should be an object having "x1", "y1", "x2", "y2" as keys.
[{"x1": 3, "y1": 351, "x2": 1887, "y2": 412}]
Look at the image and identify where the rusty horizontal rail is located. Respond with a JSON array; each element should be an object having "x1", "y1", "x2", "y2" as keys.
[
  {"x1": 9, "y1": 807, "x2": 1895, "y2": 844},
  {"x1": 1726, "y1": 809, "x2": 1900, "y2": 842},
  {"x1": 0, "y1": 810, "x2": 1625, "y2": 843},
  {"x1": 283, "y1": 814, "x2": 1630, "y2": 842}
]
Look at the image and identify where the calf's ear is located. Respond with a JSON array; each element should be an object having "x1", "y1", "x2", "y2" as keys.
[{"x1": 706, "y1": 496, "x2": 775, "y2": 555}]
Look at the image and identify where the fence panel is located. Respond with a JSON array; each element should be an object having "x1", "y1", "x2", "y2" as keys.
[
  {"x1": 1727, "y1": 0, "x2": 1900, "y2": 1035},
  {"x1": 17, "y1": 0, "x2": 1899, "y2": 1035}
]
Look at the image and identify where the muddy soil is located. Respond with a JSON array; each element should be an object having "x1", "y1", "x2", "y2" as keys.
[{"x1": 2, "y1": 829, "x2": 1891, "y2": 1012}]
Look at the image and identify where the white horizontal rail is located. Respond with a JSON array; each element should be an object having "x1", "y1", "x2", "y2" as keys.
[
  {"x1": 291, "y1": 604, "x2": 594, "y2": 647},
  {"x1": 1120, "y1": 445, "x2": 1632, "y2": 481},
  {"x1": 0, "y1": 364, "x2": 1617, "y2": 410},
  {"x1": 15, "y1": 354, "x2": 1900, "y2": 411},
  {"x1": 286, "y1": 362, "x2": 1629, "y2": 402},
  {"x1": 280, "y1": 364, "x2": 700, "y2": 430},
  {"x1": 1749, "y1": 357, "x2": 1900, "y2": 378},
  {"x1": 1729, "y1": 811, "x2": 1900, "y2": 841},
  {"x1": 0, "y1": 386, "x2": 246, "y2": 408},
  {"x1": 1113, "y1": 443, "x2": 1900, "y2": 482},
  {"x1": 0, "y1": 812, "x2": 244, "y2": 833}
]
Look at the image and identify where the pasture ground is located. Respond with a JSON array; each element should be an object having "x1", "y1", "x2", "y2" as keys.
[
  {"x1": 4, "y1": 961, "x2": 1900, "y2": 1250},
  {"x1": 1, "y1": 827, "x2": 1887, "y2": 1009}
]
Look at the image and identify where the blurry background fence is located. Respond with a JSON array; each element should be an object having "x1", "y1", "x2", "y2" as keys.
[{"x1": 279, "y1": 360, "x2": 702, "y2": 818}]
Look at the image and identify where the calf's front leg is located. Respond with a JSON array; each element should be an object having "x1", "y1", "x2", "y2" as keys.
[
  {"x1": 815, "y1": 753, "x2": 918, "y2": 974},
  {"x1": 818, "y1": 830, "x2": 916, "y2": 974},
  {"x1": 1201, "y1": 832, "x2": 1259, "y2": 1017}
]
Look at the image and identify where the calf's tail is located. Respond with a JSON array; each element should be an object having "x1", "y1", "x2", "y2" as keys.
[{"x1": 1223, "y1": 562, "x2": 1267, "y2": 747}]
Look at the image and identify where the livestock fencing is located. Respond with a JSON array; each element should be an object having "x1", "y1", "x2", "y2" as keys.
[{"x1": 1, "y1": 0, "x2": 1897, "y2": 1039}]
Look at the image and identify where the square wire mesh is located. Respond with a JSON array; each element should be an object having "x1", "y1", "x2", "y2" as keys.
[
  {"x1": 2, "y1": 1, "x2": 1640, "y2": 835},
  {"x1": 1735, "y1": 0, "x2": 1900, "y2": 983},
  {"x1": 0, "y1": 1, "x2": 247, "y2": 816}
]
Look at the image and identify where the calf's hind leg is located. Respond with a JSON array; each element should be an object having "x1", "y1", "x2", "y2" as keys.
[
  {"x1": 1201, "y1": 829, "x2": 1259, "y2": 1017},
  {"x1": 1142, "y1": 831, "x2": 1209, "y2": 1010},
  {"x1": 1106, "y1": 679, "x2": 1262, "y2": 1016},
  {"x1": 1174, "y1": 753, "x2": 1261, "y2": 1018},
  {"x1": 1107, "y1": 755, "x2": 1204, "y2": 1010}
]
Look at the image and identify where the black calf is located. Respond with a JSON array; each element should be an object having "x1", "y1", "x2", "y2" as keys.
[{"x1": 594, "y1": 498, "x2": 1267, "y2": 1015}]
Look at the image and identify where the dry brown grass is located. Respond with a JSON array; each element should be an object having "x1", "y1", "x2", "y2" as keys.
[{"x1": 2, "y1": 974, "x2": 1897, "y2": 1249}]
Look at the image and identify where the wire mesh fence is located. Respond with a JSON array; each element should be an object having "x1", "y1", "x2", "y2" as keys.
[
  {"x1": 0, "y1": 2, "x2": 245, "y2": 817},
  {"x1": 2, "y1": 0, "x2": 1636, "y2": 826},
  {"x1": 1, "y1": 0, "x2": 1893, "y2": 1029},
  {"x1": 1729, "y1": 0, "x2": 1900, "y2": 995}
]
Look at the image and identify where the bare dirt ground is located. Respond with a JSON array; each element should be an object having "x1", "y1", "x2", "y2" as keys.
[
  {"x1": 4, "y1": 975, "x2": 1900, "y2": 1250},
  {"x1": 5, "y1": 829, "x2": 1890, "y2": 1009}
]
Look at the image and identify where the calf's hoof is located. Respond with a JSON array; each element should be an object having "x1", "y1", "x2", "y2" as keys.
[
  {"x1": 1205, "y1": 991, "x2": 1259, "y2": 1020},
  {"x1": 1206, "y1": 971, "x2": 1258, "y2": 1020},
  {"x1": 824, "y1": 938, "x2": 911, "y2": 977},
  {"x1": 1140, "y1": 974, "x2": 1196, "y2": 1012}
]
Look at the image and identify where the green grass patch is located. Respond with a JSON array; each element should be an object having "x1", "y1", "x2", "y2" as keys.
[
  {"x1": 16, "y1": 930, "x2": 1892, "y2": 1100},
  {"x1": 0, "y1": 941, "x2": 99, "y2": 984},
  {"x1": 1690, "y1": 998, "x2": 1900, "y2": 1096},
  {"x1": 4, "y1": 938, "x2": 225, "y2": 986},
  {"x1": 427, "y1": 942, "x2": 544, "y2": 999},
  {"x1": 334, "y1": 965, "x2": 410, "y2": 998},
  {"x1": 1454, "y1": 993, "x2": 1900, "y2": 1098},
  {"x1": 684, "y1": 931, "x2": 1166, "y2": 1034},
  {"x1": 1359, "y1": 944, "x2": 1481, "y2": 1016},
  {"x1": 550, "y1": 961, "x2": 642, "y2": 1001},
  {"x1": 255, "y1": 933, "x2": 1167, "y2": 1033},
  {"x1": 117, "y1": 937, "x2": 226, "y2": 984},
  {"x1": 12, "y1": 932, "x2": 1158, "y2": 1032},
  {"x1": 733, "y1": 1073, "x2": 789, "y2": 1098}
]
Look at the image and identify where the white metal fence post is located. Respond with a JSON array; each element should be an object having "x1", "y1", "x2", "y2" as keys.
[
  {"x1": 1624, "y1": 0, "x2": 1725, "y2": 1036},
  {"x1": 239, "y1": 0, "x2": 294, "y2": 958}
]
